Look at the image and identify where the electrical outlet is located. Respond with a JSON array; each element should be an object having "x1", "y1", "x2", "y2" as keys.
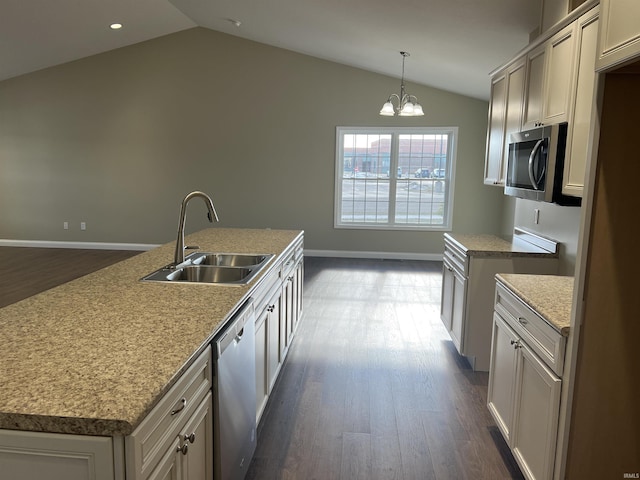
[
  {"x1": 63, "y1": 221, "x2": 69, "y2": 230},
  {"x1": 80, "y1": 222, "x2": 86, "y2": 231},
  {"x1": 534, "y1": 209, "x2": 540, "y2": 225}
]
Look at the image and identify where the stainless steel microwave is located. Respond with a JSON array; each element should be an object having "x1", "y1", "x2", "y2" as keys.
[{"x1": 505, "y1": 123, "x2": 580, "y2": 206}]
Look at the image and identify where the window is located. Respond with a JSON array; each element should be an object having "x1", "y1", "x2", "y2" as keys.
[{"x1": 335, "y1": 126, "x2": 457, "y2": 230}]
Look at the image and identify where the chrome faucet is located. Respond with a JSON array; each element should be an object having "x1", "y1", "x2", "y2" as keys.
[{"x1": 174, "y1": 191, "x2": 219, "y2": 265}]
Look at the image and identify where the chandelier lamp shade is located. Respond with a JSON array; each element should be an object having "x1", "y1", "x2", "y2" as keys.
[{"x1": 379, "y1": 51, "x2": 424, "y2": 117}]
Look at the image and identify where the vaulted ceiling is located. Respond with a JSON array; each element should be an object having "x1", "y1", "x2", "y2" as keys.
[{"x1": 0, "y1": 0, "x2": 541, "y2": 100}]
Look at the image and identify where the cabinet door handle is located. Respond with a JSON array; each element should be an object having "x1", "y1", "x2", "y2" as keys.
[
  {"x1": 517, "y1": 317, "x2": 528, "y2": 325},
  {"x1": 177, "y1": 444, "x2": 189, "y2": 455},
  {"x1": 183, "y1": 432, "x2": 196, "y2": 444},
  {"x1": 171, "y1": 397, "x2": 187, "y2": 416}
]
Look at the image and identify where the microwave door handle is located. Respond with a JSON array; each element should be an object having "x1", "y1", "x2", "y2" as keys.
[{"x1": 528, "y1": 139, "x2": 545, "y2": 190}]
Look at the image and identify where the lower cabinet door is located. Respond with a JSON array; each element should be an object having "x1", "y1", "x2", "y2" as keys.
[
  {"x1": 267, "y1": 289, "x2": 282, "y2": 392},
  {"x1": 440, "y1": 260, "x2": 455, "y2": 331},
  {"x1": 255, "y1": 308, "x2": 269, "y2": 423},
  {"x1": 148, "y1": 438, "x2": 181, "y2": 480},
  {"x1": 487, "y1": 313, "x2": 519, "y2": 443},
  {"x1": 512, "y1": 344, "x2": 562, "y2": 480},
  {"x1": 449, "y1": 269, "x2": 467, "y2": 352},
  {"x1": 178, "y1": 392, "x2": 213, "y2": 480}
]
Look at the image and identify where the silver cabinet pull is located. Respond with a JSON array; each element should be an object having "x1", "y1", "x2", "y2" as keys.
[
  {"x1": 171, "y1": 397, "x2": 187, "y2": 416},
  {"x1": 177, "y1": 444, "x2": 189, "y2": 455},
  {"x1": 517, "y1": 317, "x2": 528, "y2": 325},
  {"x1": 183, "y1": 432, "x2": 196, "y2": 444}
]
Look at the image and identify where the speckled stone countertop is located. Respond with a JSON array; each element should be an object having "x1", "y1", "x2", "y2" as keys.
[
  {"x1": 496, "y1": 273, "x2": 574, "y2": 336},
  {"x1": 445, "y1": 232, "x2": 559, "y2": 257},
  {"x1": 0, "y1": 228, "x2": 302, "y2": 436}
]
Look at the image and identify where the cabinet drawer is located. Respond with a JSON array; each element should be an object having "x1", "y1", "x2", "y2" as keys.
[
  {"x1": 495, "y1": 284, "x2": 565, "y2": 376},
  {"x1": 443, "y1": 238, "x2": 468, "y2": 277},
  {"x1": 126, "y1": 346, "x2": 212, "y2": 479}
]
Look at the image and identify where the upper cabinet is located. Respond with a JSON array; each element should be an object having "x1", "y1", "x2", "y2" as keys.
[
  {"x1": 563, "y1": 7, "x2": 599, "y2": 197},
  {"x1": 521, "y1": 44, "x2": 547, "y2": 130},
  {"x1": 484, "y1": 72, "x2": 507, "y2": 186},
  {"x1": 484, "y1": 3, "x2": 599, "y2": 198},
  {"x1": 484, "y1": 61, "x2": 525, "y2": 187},
  {"x1": 523, "y1": 23, "x2": 578, "y2": 130},
  {"x1": 596, "y1": 0, "x2": 640, "y2": 71}
]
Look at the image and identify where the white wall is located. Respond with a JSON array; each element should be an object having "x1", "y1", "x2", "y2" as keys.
[{"x1": 499, "y1": 196, "x2": 581, "y2": 275}]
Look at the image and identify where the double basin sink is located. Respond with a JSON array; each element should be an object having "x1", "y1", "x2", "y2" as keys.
[{"x1": 142, "y1": 252, "x2": 274, "y2": 286}]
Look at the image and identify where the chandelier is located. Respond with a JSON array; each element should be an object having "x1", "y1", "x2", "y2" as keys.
[{"x1": 379, "y1": 51, "x2": 424, "y2": 117}]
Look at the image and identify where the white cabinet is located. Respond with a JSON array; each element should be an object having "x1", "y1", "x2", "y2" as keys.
[
  {"x1": 440, "y1": 233, "x2": 558, "y2": 372},
  {"x1": 281, "y1": 247, "x2": 304, "y2": 351},
  {"x1": 523, "y1": 23, "x2": 577, "y2": 130},
  {"x1": 512, "y1": 343, "x2": 562, "y2": 480},
  {"x1": 522, "y1": 43, "x2": 547, "y2": 130},
  {"x1": 596, "y1": 0, "x2": 640, "y2": 71},
  {"x1": 254, "y1": 272, "x2": 282, "y2": 424},
  {"x1": 267, "y1": 288, "x2": 283, "y2": 391},
  {"x1": 487, "y1": 313, "x2": 520, "y2": 444},
  {"x1": 441, "y1": 255, "x2": 466, "y2": 351},
  {"x1": 488, "y1": 283, "x2": 565, "y2": 480},
  {"x1": 563, "y1": 7, "x2": 599, "y2": 197},
  {"x1": 542, "y1": 23, "x2": 577, "y2": 125},
  {"x1": 126, "y1": 347, "x2": 212, "y2": 480},
  {"x1": 255, "y1": 302, "x2": 269, "y2": 422},
  {"x1": 0, "y1": 430, "x2": 117, "y2": 480},
  {"x1": 484, "y1": 72, "x2": 507, "y2": 186},
  {"x1": 484, "y1": 60, "x2": 526, "y2": 187},
  {"x1": 254, "y1": 238, "x2": 304, "y2": 425},
  {"x1": 147, "y1": 393, "x2": 213, "y2": 480},
  {"x1": 486, "y1": 4, "x2": 598, "y2": 200}
]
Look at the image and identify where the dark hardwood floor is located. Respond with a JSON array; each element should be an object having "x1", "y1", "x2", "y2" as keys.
[
  {"x1": 0, "y1": 247, "x2": 140, "y2": 308},
  {"x1": 1, "y1": 249, "x2": 522, "y2": 479},
  {"x1": 248, "y1": 257, "x2": 523, "y2": 480}
]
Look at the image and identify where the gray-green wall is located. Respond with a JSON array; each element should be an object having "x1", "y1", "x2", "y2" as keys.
[{"x1": 0, "y1": 27, "x2": 504, "y2": 255}]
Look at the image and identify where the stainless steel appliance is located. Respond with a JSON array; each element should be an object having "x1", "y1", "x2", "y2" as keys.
[
  {"x1": 505, "y1": 122, "x2": 580, "y2": 206},
  {"x1": 213, "y1": 300, "x2": 257, "y2": 480}
]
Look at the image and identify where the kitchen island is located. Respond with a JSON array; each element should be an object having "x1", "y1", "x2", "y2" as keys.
[{"x1": 0, "y1": 227, "x2": 303, "y2": 479}]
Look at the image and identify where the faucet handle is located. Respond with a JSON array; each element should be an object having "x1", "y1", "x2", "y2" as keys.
[{"x1": 185, "y1": 245, "x2": 200, "y2": 251}]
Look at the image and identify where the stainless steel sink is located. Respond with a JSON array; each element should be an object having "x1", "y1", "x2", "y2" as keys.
[
  {"x1": 141, "y1": 252, "x2": 274, "y2": 285},
  {"x1": 189, "y1": 253, "x2": 272, "y2": 267},
  {"x1": 167, "y1": 265, "x2": 253, "y2": 283}
]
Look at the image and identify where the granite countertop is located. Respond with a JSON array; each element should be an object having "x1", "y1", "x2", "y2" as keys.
[
  {"x1": 0, "y1": 228, "x2": 302, "y2": 436},
  {"x1": 496, "y1": 273, "x2": 574, "y2": 336},
  {"x1": 445, "y1": 231, "x2": 559, "y2": 258}
]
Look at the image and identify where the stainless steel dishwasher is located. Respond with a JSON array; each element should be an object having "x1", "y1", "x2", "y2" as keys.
[{"x1": 213, "y1": 299, "x2": 257, "y2": 480}]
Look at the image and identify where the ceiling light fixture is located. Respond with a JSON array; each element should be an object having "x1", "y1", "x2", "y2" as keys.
[
  {"x1": 379, "y1": 51, "x2": 424, "y2": 117},
  {"x1": 110, "y1": 23, "x2": 123, "y2": 30}
]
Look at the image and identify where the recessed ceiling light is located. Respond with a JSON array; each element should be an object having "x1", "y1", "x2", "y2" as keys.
[{"x1": 110, "y1": 23, "x2": 123, "y2": 30}]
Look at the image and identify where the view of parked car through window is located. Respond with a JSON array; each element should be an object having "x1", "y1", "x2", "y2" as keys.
[{"x1": 335, "y1": 127, "x2": 456, "y2": 230}]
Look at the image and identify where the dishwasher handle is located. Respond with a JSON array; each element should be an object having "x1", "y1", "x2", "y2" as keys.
[{"x1": 215, "y1": 299, "x2": 255, "y2": 358}]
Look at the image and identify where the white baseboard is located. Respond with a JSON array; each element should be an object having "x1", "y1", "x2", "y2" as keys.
[
  {"x1": 304, "y1": 249, "x2": 442, "y2": 262},
  {"x1": 0, "y1": 239, "x2": 159, "y2": 251}
]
